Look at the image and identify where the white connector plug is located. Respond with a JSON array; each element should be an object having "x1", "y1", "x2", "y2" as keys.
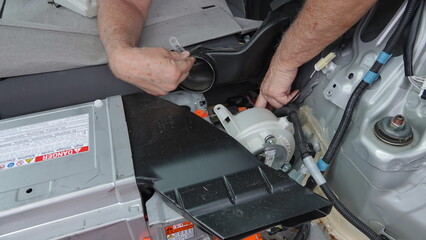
[{"x1": 310, "y1": 52, "x2": 337, "y2": 78}]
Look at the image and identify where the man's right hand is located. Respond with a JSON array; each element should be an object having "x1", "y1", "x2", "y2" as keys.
[
  {"x1": 255, "y1": 58, "x2": 299, "y2": 109},
  {"x1": 108, "y1": 47, "x2": 195, "y2": 96}
]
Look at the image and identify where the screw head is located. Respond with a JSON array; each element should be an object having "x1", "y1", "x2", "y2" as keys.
[
  {"x1": 282, "y1": 164, "x2": 291, "y2": 172},
  {"x1": 390, "y1": 115, "x2": 405, "y2": 130},
  {"x1": 265, "y1": 135, "x2": 276, "y2": 145},
  {"x1": 391, "y1": 115, "x2": 404, "y2": 126}
]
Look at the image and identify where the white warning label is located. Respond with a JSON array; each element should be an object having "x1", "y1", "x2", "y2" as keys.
[
  {"x1": 0, "y1": 114, "x2": 89, "y2": 171},
  {"x1": 165, "y1": 222, "x2": 195, "y2": 240}
]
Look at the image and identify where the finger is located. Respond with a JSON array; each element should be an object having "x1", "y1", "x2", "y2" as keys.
[
  {"x1": 188, "y1": 56, "x2": 196, "y2": 64},
  {"x1": 255, "y1": 93, "x2": 268, "y2": 108},
  {"x1": 169, "y1": 51, "x2": 181, "y2": 60},
  {"x1": 180, "y1": 51, "x2": 191, "y2": 58},
  {"x1": 273, "y1": 89, "x2": 300, "y2": 107},
  {"x1": 267, "y1": 97, "x2": 284, "y2": 109},
  {"x1": 177, "y1": 70, "x2": 190, "y2": 84},
  {"x1": 175, "y1": 57, "x2": 194, "y2": 73}
]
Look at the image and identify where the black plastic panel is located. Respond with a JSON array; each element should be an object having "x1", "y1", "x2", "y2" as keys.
[
  {"x1": 123, "y1": 93, "x2": 332, "y2": 240},
  {"x1": 189, "y1": 1, "x2": 302, "y2": 86}
]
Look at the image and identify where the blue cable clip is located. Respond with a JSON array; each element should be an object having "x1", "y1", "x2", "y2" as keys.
[
  {"x1": 376, "y1": 51, "x2": 392, "y2": 65},
  {"x1": 317, "y1": 157, "x2": 330, "y2": 172},
  {"x1": 363, "y1": 70, "x2": 380, "y2": 84}
]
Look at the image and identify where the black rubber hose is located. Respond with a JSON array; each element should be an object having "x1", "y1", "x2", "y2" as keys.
[
  {"x1": 321, "y1": 183, "x2": 389, "y2": 240},
  {"x1": 384, "y1": 0, "x2": 421, "y2": 54},
  {"x1": 274, "y1": 107, "x2": 311, "y2": 158},
  {"x1": 403, "y1": 0, "x2": 424, "y2": 76}
]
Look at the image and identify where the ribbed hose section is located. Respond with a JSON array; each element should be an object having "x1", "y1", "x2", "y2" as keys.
[
  {"x1": 320, "y1": 183, "x2": 387, "y2": 240},
  {"x1": 370, "y1": 61, "x2": 383, "y2": 73},
  {"x1": 322, "y1": 81, "x2": 369, "y2": 164},
  {"x1": 404, "y1": 0, "x2": 424, "y2": 76},
  {"x1": 384, "y1": 0, "x2": 421, "y2": 54}
]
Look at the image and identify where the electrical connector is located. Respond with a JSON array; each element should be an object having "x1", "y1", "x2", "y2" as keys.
[
  {"x1": 314, "y1": 52, "x2": 336, "y2": 71},
  {"x1": 310, "y1": 52, "x2": 336, "y2": 78}
]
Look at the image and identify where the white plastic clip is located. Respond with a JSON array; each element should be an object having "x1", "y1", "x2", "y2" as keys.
[{"x1": 169, "y1": 36, "x2": 186, "y2": 53}]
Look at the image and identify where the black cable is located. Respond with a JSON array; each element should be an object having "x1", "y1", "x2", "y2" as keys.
[
  {"x1": 322, "y1": 81, "x2": 369, "y2": 164},
  {"x1": 275, "y1": 104, "x2": 387, "y2": 240},
  {"x1": 322, "y1": 0, "x2": 420, "y2": 165},
  {"x1": 0, "y1": 0, "x2": 7, "y2": 19},
  {"x1": 274, "y1": 106, "x2": 311, "y2": 158},
  {"x1": 311, "y1": 1, "x2": 420, "y2": 239},
  {"x1": 403, "y1": 0, "x2": 424, "y2": 76},
  {"x1": 320, "y1": 184, "x2": 389, "y2": 240},
  {"x1": 305, "y1": 0, "x2": 423, "y2": 187},
  {"x1": 276, "y1": 2, "x2": 419, "y2": 239},
  {"x1": 383, "y1": 0, "x2": 421, "y2": 54}
]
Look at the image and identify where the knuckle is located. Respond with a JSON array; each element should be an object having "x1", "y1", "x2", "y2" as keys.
[
  {"x1": 169, "y1": 68, "x2": 181, "y2": 80},
  {"x1": 163, "y1": 82, "x2": 177, "y2": 92}
]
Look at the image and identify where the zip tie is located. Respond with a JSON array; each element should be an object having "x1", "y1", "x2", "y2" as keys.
[
  {"x1": 376, "y1": 51, "x2": 393, "y2": 65},
  {"x1": 317, "y1": 157, "x2": 330, "y2": 172},
  {"x1": 363, "y1": 71, "x2": 380, "y2": 84}
]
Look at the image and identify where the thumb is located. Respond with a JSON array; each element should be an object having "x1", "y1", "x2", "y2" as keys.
[{"x1": 180, "y1": 51, "x2": 191, "y2": 59}]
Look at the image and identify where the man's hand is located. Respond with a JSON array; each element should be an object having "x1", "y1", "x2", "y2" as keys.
[
  {"x1": 254, "y1": 0, "x2": 377, "y2": 108},
  {"x1": 108, "y1": 47, "x2": 195, "y2": 96},
  {"x1": 255, "y1": 57, "x2": 299, "y2": 108},
  {"x1": 99, "y1": 0, "x2": 197, "y2": 95}
]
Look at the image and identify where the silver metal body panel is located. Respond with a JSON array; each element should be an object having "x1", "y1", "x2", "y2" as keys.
[{"x1": 303, "y1": 2, "x2": 426, "y2": 239}]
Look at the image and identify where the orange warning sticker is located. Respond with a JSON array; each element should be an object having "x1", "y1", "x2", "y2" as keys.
[{"x1": 165, "y1": 222, "x2": 194, "y2": 240}]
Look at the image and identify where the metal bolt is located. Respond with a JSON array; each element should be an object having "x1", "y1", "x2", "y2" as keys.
[
  {"x1": 282, "y1": 164, "x2": 291, "y2": 172},
  {"x1": 265, "y1": 135, "x2": 276, "y2": 145},
  {"x1": 326, "y1": 90, "x2": 333, "y2": 96},
  {"x1": 243, "y1": 35, "x2": 251, "y2": 44},
  {"x1": 390, "y1": 114, "x2": 405, "y2": 130}
]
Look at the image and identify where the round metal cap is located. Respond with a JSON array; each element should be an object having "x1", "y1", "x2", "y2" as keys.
[{"x1": 374, "y1": 116, "x2": 413, "y2": 146}]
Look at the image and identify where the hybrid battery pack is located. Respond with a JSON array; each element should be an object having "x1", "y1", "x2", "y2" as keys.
[{"x1": 0, "y1": 96, "x2": 148, "y2": 240}]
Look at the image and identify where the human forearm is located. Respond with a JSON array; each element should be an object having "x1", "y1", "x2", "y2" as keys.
[
  {"x1": 97, "y1": 0, "x2": 194, "y2": 96},
  {"x1": 98, "y1": 0, "x2": 151, "y2": 57},
  {"x1": 276, "y1": 0, "x2": 377, "y2": 70},
  {"x1": 256, "y1": 0, "x2": 377, "y2": 108}
]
